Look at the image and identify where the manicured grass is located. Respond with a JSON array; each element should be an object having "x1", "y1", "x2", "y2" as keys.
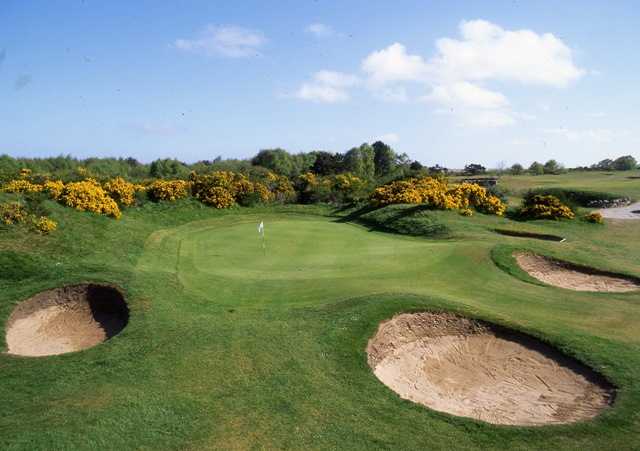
[
  {"x1": 498, "y1": 170, "x2": 640, "y2": 200},
  {"x1": 1, "y1": 196, "x2": 640, "y2": 450}
]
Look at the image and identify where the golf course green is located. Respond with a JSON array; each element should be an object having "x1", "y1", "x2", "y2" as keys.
[{"x1": 1, "y1": 199, "x2": 640, "y2": 450}]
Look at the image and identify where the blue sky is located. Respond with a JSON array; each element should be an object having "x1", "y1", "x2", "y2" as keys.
[{"x1": 1, "y1": 0, "x2": 638, "y2": 168}]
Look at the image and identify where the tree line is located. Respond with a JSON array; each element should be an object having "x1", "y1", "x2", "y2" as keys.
[{"x1": 0, "y1": 145, "x2": 637, "y2": 183}]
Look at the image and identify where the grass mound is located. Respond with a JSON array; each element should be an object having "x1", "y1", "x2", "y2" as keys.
[
  {"x1": 340, "y1": 204, "x2": 450, "y2": 238},
  {"x1": 367, "y1": 312, "x2": 614, "y2": 426},
  {"x1": 6, "y1": 283, "x2": 129, "y2": 356}
]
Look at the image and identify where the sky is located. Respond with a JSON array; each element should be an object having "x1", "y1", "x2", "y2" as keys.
[{"x1": 1, "y1": 0, "x2": 639, "y2": 168}]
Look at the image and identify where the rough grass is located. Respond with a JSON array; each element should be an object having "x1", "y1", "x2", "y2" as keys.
[{"x1": 1, "y1": 194, "x2": 640, "y2": 450}]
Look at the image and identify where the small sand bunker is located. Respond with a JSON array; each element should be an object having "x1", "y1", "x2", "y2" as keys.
[
  {"x1": 6, "y1": 284, "x2": 129, "y2": 357},
  {"x1": 367, "y1": 312, "x2": 614, "y2": 426},
  {"x1": 515, "y1": 252, "x2": 640, "y2": 292}
]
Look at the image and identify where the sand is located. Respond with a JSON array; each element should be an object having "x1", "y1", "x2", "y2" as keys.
[
  {"x1": 515, "y1": 252, "x2": 640, "y2": 292},
  {"x1": 5, "y1": 284, "x2": 128, "y2": 357},
  {"x1": 367, "y1": 312, "x2": 614, "y2": 426}
]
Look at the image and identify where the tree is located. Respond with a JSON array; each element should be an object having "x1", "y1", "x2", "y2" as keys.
[
  {"x1": 311, "y1": 151, "x2": 344, "y2": 176},
  {"x1": 343, "y1": 144, "x2": 375, "y2": 179},
  {"x1": 464, "y1": 163, "x2": 486, "y2": 176},
  {"x1": 543, "y1": 159, "x2": 563, "y2": 174},
  {"x1": 612, "y1": 155, "x2": 637, "y2": 171},
  {"x1": 510, "y1": 163, "x2": 524, "y2": 175},
  {"x1": 528, "y1": 161, "x2": 544, "y2": 175},
  {"x1": 251, "y1": 148, "x2": 295, "y2": 176},
  {"x1": 372, "y1": 141, "x2": 396, "y2": 178},
  {"x1": 409, "y1": 160, "x2": 423, "y2": 171},
  {"x1": 149, "y1": 158, "x2": 189, "y2": 179},
  {"x1": 592, "y1": 159, "x2": 614, "y2": 171}
]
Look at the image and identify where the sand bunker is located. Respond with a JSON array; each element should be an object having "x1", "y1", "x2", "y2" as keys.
[
  {"x1": 515, "y1": 252, "x2": 640, "y2": 292},
  {"x1": 5, "y1": 284, "x2": 129, "y2": 357},
  {"x1": 367, "y1": 312, "x2": 613, "y2": 426}
]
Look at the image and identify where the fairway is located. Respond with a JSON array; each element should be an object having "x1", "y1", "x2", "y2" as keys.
[{"x1": 2, "y1": 205, "x2": 640, "y2": 450}]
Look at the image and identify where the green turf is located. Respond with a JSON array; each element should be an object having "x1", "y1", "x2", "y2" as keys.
[{"x1": 1, "y1": 197, "x2": 640, "y2": 450}]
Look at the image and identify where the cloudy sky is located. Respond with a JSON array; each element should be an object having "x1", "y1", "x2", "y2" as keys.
[{"x1": 1, "y1": 0, "x2": 638, "y2": 168}]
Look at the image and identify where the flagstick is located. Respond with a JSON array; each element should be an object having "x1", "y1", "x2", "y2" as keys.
[{"x1": 262, "y1": 229, "x2": 266, "y2": 256}]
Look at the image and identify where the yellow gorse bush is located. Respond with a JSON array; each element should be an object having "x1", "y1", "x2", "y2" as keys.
[
  {"x1": 103, "y1": 177, "x2": 136, "y2": 206},
  {"x1": 0, "y1": 202, "x2": 29, "y2": 225},
  {"x1": 520, "y1": 195, "x2": 574, "y2": 220},
  {"x1": 584, "y1": 211, "x2": 604, "y2": 224},
  {"x1": 370, "y1": 177, "x2": 506, "y2": 216},
  {"x1": 34, "y1": 216, "x2": 57, "y2": 234},
  {"x1": 2, "y1": 179, "x2": 43, "y2": 193},
  {"x1": 60, "y1": 178, "x2": 121, "y2": 219},
  {"x1": 148, "y1": 180, "x2": 190, "y2": 202},
  {"x1": 43, "y1": 180, "x2": 65, "y2": 200}
]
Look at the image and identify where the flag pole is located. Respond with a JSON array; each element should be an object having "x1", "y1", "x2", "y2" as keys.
[{"x1": 262, "y1": 225, "x2": 266, "y2": 256}]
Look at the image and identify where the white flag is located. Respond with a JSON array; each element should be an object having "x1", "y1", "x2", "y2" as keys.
[{"x1": 258, "y1": 221, "x2": 264, "y2": 235}]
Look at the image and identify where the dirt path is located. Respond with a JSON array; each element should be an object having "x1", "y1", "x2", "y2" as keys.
[{"x1": 598, "y1": 201, "x2": 640, "y2": 220}]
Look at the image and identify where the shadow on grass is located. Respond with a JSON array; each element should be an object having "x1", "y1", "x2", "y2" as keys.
[{"x1": 332, "y1": 203, "x2": 450, "y2": 238}]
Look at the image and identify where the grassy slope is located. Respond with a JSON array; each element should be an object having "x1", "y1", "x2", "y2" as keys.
[{"x1": 1, "y1": 194, "x2": 640, "y2": 450}]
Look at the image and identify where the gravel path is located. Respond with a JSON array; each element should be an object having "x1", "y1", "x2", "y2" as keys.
[{"x1": 598, "y1": 202, "x2": 640, "y2": 219}]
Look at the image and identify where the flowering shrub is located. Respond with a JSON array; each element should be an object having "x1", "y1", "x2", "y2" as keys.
[
  {"x1": 60, "y1": 179, "x2": 121, "y2": 219},
  {"x1": 265, "y1": 172, "x2": 295, "y2": 202},
  {"x1": 459, "y1": 208, "x2": 473, "y2": 216},
  {"x1": 0, "y1": 202, "x2": 28, "y2": 225},
  {"x1": 519, "y1": 195, "x2": 575, "y2": 220},
  {"x1": 2, "y1": 179, "x2": 43, "y2": 193},
  {"x1": 103, "y1": 177, "x2": 136, "y2": 206},
  {"x1": 584, "y1": 212, "x2": 604, "y2": 224},
  {"x1": 253, "y1": 182, "x2": 275, "y2": 203},
  {"x1": 42, "y1": 180, "x2": 65, "y2": 200},
  {"x1": 370, "y1": 177, "x2": 506, "y2": 216},
  {"x1": 34, "y1": 216, "x2": 57, "y2": 234},
  {"x1": 148, "y1": 180, "x2": 190, "y2": 202},
  {"x1": 19, "y1": 168, "x2": 32, "y2": 177}
]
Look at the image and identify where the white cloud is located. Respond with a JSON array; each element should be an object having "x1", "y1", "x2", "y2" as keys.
[
  {"x1": 423, "y1": 82, "x2": 509, "y2": 109},
  {"x1": 174, "y1": 25, "x2": 266, "y2": 58},
  {"x1": 295, "y1": 70, "x2": 360, "y2": 103},
  {"x1": 305, "y1": 23, "x2": 339, "y2": 38},
  {"x1": 373, "y1": 133, "x2": 400, "y2": 143},
  {"x1": 293, "y1": 19, "x2": 584, "y2": 127},
  {"x1": 362, "y1": 43, "x2": 429, "y2": 85},
  {"x1": 430, "y1": 20, "x2": 584, "y2": 86}
]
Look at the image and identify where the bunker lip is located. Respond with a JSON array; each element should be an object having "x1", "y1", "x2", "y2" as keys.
[
  {"x1": 514, "y1": 251, "x2": 640, "y2": 292},
  {"x1": 494, "y1": 228, "x2": 565, "y2": 242},
  {"x1": 5, "y1": 283, "x2": 129, "y2": 357},
  {"x1": 367, "y1": 312, "x2": 614, "y2": 426}
]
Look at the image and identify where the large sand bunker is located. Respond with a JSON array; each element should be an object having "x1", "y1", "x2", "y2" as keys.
[
  {"x1": 5, "y1": 284, "x2": 129, "y2": 357},
  {"x1": 367, "y1": 312, "x2": 614, "y2": 426},
  {"x1": 515, "y1": 252, "x2": 640, "y2": 292}
]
